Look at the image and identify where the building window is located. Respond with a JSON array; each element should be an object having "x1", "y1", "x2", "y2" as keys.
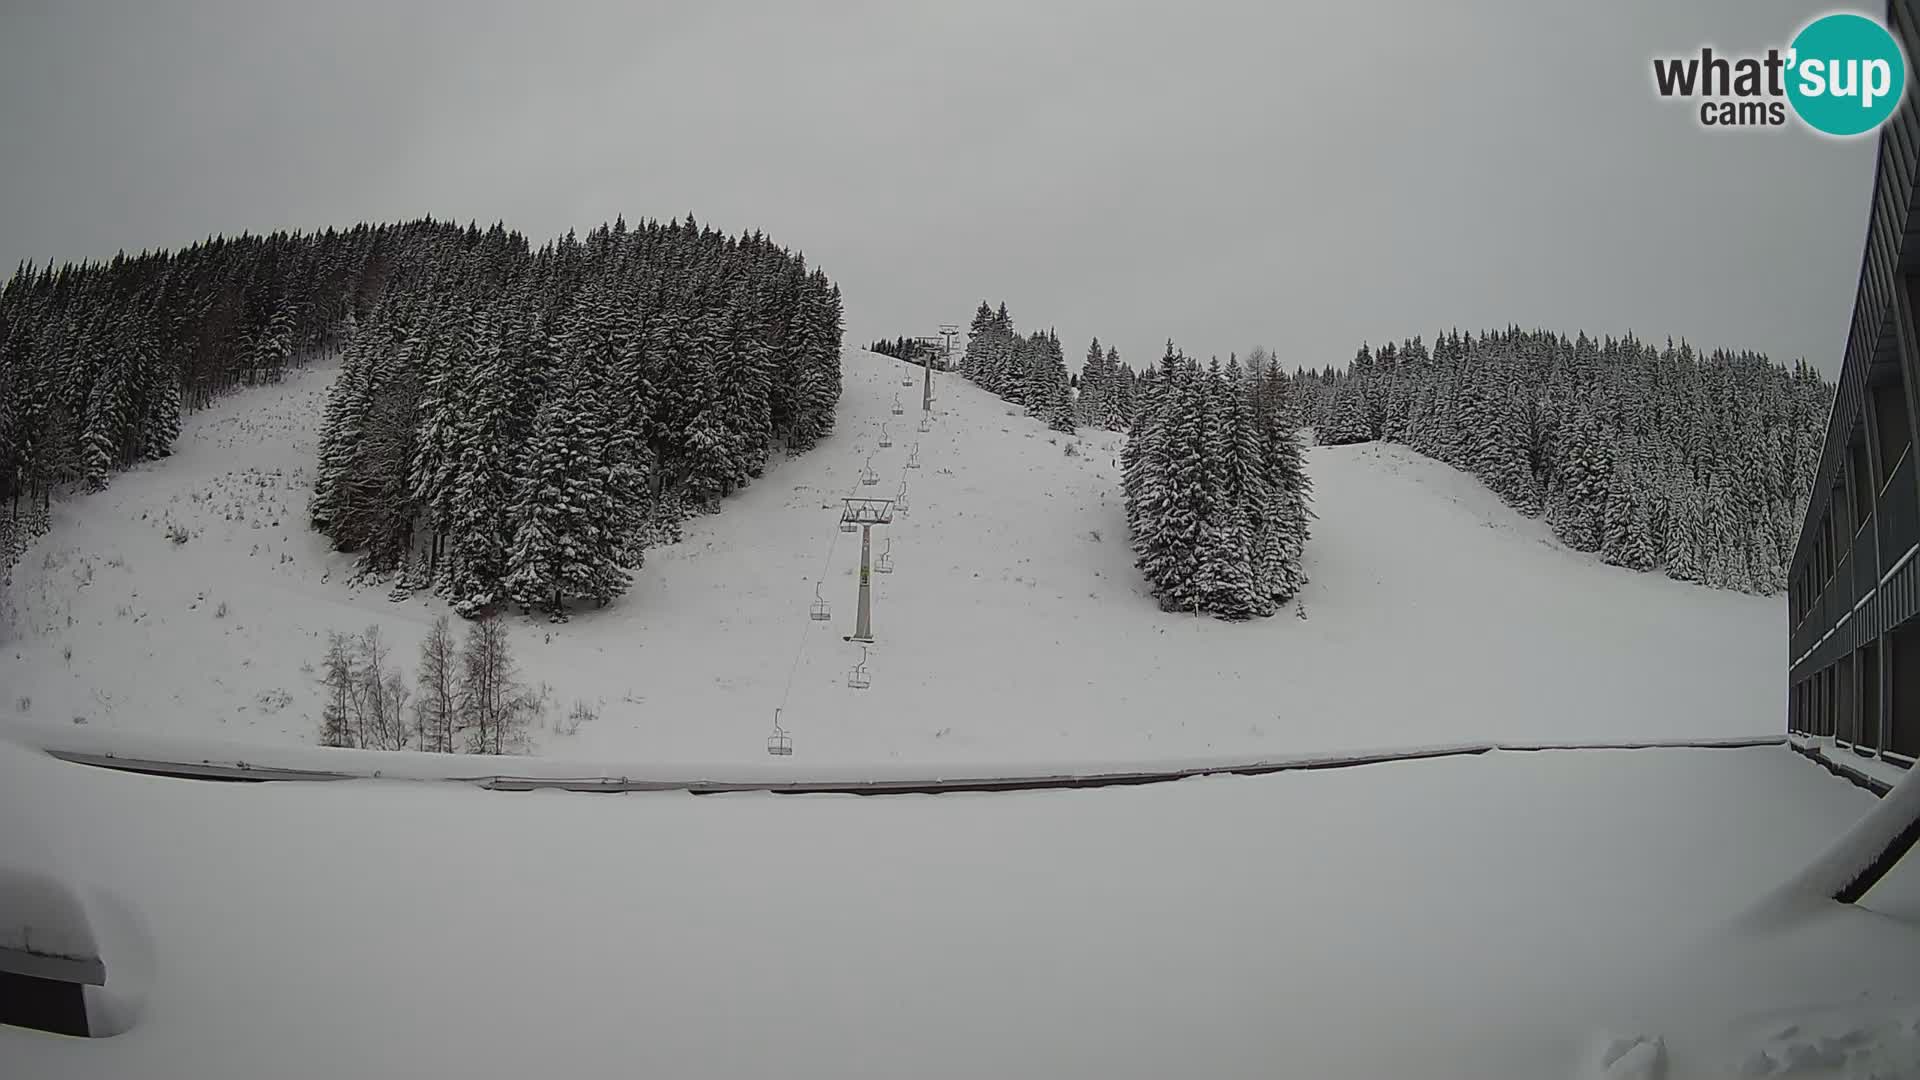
[
  {"x1": 1825, "y1": 664, "x2": 1838, "y2": 737},
  {"x1": 1837, "y1": 652, "x2": 1857, "y2": 745},
  {"x1": 1873, "y1": 372, "x2": 1913, "y2": 494},
  {"x1": 1892, "y1": 619, "x2": 1919, "y2": 759},
  {"x1": 1859, "y1": 639, "x2": 1883, "y2": 752},
  {"x1": 1851, "y1": 441, "x2": 1875, "y2": 528}
]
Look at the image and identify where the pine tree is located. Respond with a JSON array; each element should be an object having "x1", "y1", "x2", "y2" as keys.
[
  {"x1": 1077, "y1": 337, "x2": 1107, "y2": 427},
  {"x1": 503, "y1": 353, "x2": 628, "y2": 620},
  {"x1": 1319, "y1": 375, "x2": 1371, "y2": 445}
]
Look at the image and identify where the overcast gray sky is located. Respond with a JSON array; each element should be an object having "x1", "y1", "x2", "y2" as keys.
[{"x1": 0, "y1": 0, "x2": 1879, "y2": 376}]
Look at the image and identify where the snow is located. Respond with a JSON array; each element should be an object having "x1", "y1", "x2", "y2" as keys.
[
  {"x1": 1792, "y1": 735, "x2": 1913, "y2": 793},
  {"x1": 6, "y1": 718, "x2": 1783, "y2": 789},
  {"x1": 0, "y1": 865, "x2": 100, "y2": 973},
  {"x1": 1749, "y1": 757, "x2": 1920, "y2": 917},
  {"x1": 0, "y1": 349, "x2": 1785, "y2": 767},
  {"x1": 0, "y1": 737, "x2": 1914, "y2": 1078}
]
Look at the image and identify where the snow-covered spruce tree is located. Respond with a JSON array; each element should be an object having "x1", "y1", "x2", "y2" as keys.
[
  {"x1": 960, "y1": 301, "x2": 994, "y2": 384},
  {"x1": 1318, "y1": 374, "x2": 1372, "y2": 445},
  {"x1": 1076, "y1": 337, "x2": 1108, "y2": 428},
  {"x1": 503, "y1": 350, "x2": 628, "y2": 621},
  {"x1": 1103, "y1": 346, "x2": 1133, "y2": 430},
  {"x1": 1031, "y1": 330, "x2": 1075, "y2": 433},
  {"x1": 1253, "y1": 355, "x2": 1313, "y2": 603},
  {"x1": 1123, "y1": 344, "x2": 1312, "y2": 619}
]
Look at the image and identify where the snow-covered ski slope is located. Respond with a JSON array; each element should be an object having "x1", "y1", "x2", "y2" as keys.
[
  {"x1": 0, "y1": 348, "x2": 1782, "y2": 766},
  {"x1": 2, "y1": 737, "x2": 1915, "y2": 1080}
]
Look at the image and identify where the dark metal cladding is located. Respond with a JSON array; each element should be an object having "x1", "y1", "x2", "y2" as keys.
[{"x1": 1786, "y1": 0, "x2": 1920, "y2": 769}]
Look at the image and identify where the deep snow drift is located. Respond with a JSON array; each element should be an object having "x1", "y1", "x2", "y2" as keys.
[
  {"x1": 0, "y1": 738, "x2": 1914, "y2": 1080},
  {"x1": 0, "y1": 349, "x2": 1782, "y2": 766}
]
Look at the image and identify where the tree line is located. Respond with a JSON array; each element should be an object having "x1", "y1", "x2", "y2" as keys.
[
  {"x1": 1, "y1": 223, "x2": 386, "y2": 578},
  {"x1": 958, "y1": 301, "x2": 1077, "y2": 432},
  {"x1": 869, "y1": 336, "x2": 948, "y2": 368},
  {"x1": 320, "y1": 613, "x2": 564, "y2": 755},
  {"x1": 309, "y1": 215, "x2": 844, "y2": 620},
  {"x1": 1297, "y1": 328, "x2": 1832, "y2": 594},
  {"x1": 0, "y1": 215, "x2": 844, "y2": 619},
  {"x1": 959, "y1": 299, "x2": 1311, "y2": 619},
  {"x1": 1124, "y1": 345, "x2": 1313, "y2": 618}
]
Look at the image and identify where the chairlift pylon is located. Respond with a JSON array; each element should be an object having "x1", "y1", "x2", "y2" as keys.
[
  {"x1": 917, "y1": 414, "x2": 931, "y2": 433},
  {"x1": 876, "y1": 537, "x2": 894, "y2": 574},
  {"x1": 879, "y1": 423, "x2": 892, "y2": 449},
  {"x1": 859, "y1": 455, "x2": 879, "y2": 486},
  {"x1": 847, "y1": 647, "x2": 872, "y2": 690},
  {"x1": 767, "y1": 708, "x2": 793, "y2": 756},
  {"x1": 810, "y1": 582, "x2": 831, "y2": 621}
]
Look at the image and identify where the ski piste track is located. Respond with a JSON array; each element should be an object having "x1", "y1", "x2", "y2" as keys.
[
  {"x1": 14, "y1": 727, "x2": 1790, "y2": 795},
  {"x1": 1, "y1": 352, "x2": 1815, "y2": 798}
]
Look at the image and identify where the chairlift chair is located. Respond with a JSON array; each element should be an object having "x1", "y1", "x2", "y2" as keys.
[
  {"x1": 847, "y1": 647, "x2": 872, "y2": 690},
  {"x1": 879, "y1": 423, "x2": 892, "y2": 449},
  {"x1": 917, "y1": 414, "x2": 931, "y2": 433},
  {"x1": 860, "y1": 455, "x2": 880, "y2": 486},
  {"x1": 809, "y1": 582, "x2": 831, "y2": 621},
  {"x1": 894, "y1": 481, "x2": 910, "y2": 515},
  {"x1": 767, "y1": 709, "x2": 793, "y2": 756},
  {"x1": 906, "y1": 443, "x2": 921, "y2": 469},
  {"x1": 876, "y1": 538, "x2": 894, "y2": 574},
  {"x1": 891, "y1": 394, "x2": 905, "y2": 416}
]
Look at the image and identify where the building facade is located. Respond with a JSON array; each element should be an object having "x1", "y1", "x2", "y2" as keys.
[{"x1": 1786, "y1": 0, "x2": 1920, "y2": 764}]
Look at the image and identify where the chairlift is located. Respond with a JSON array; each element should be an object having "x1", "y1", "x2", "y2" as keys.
[
  {"x1": 860, "y1": 455, "x2": 880, "y2": 486},
  {"x1": 902, "y1": 370, "x2": 914, "y2": 387},
  {"x1": 906, "y1": 443, "x2": 921, "y2": 469},
  {"x1": 809, "y1": 582, "x2": 831, "y2": 621},
  {"x1": 839, "y1": 519, "x2": 858, "y2": 533},
  {"x1": 847, "y1": 647, "x2": 872, "y2": 690},
  {"x1": 894, "y1": 481, "x2": 910, "y2": 515},
  {"x1": 892, "y1": 394, "x2": 905, "y2": 416},
  {"x1": 917, "y1": 414, "x2": 931, "y2": 433},
  {"x1": 876, "y1": 537, "x2": 894, "y2": 574},
  {"x1": 767, "y1": 708, "x2": 793, "y2": 756},
  {"x1": 879, "y1": 423, "x2": 892, "y2": 449}
]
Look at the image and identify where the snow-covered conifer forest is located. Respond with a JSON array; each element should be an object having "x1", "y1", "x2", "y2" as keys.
[
  {"x1": 868, "y1": 336, "x2": 949, "y2": 368},
  {"x1": 0, "y1": 216, "x2": 846, "y2": 618},
  {"x1": 964, "y1": 302, "x2": 1834, "y2": 601},
  {"x1": 1298, "y1": 330, "x2": 1832, "y2": 595}
]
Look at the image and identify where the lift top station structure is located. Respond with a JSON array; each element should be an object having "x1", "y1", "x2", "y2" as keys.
[{"x1": 840, "y1": 498, "x2": 894, "y2": 643}]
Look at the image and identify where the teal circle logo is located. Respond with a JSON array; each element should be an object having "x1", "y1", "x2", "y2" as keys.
[{"x1": 1786, "y1": 13, "x2": 1907, "y2": 136}]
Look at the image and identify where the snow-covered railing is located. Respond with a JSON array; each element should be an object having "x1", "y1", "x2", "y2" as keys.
[{"x1": 10, "y1": 724, "x2": 1787, "y2": 797}]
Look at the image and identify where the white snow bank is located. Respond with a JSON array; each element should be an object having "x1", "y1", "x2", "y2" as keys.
[
  {"x1": 1745, "y1": 759, "x2": 1920, "y2": 918},
  {"x1": 0, "y1": 864, "x2": 100, "y2": 974},
  {"x1": 3, "y1": 719, "x2": 1784, "y2": 789},
  {"x1": 1, "y1": 739, "x2": 1913, "y2": 1079}
]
